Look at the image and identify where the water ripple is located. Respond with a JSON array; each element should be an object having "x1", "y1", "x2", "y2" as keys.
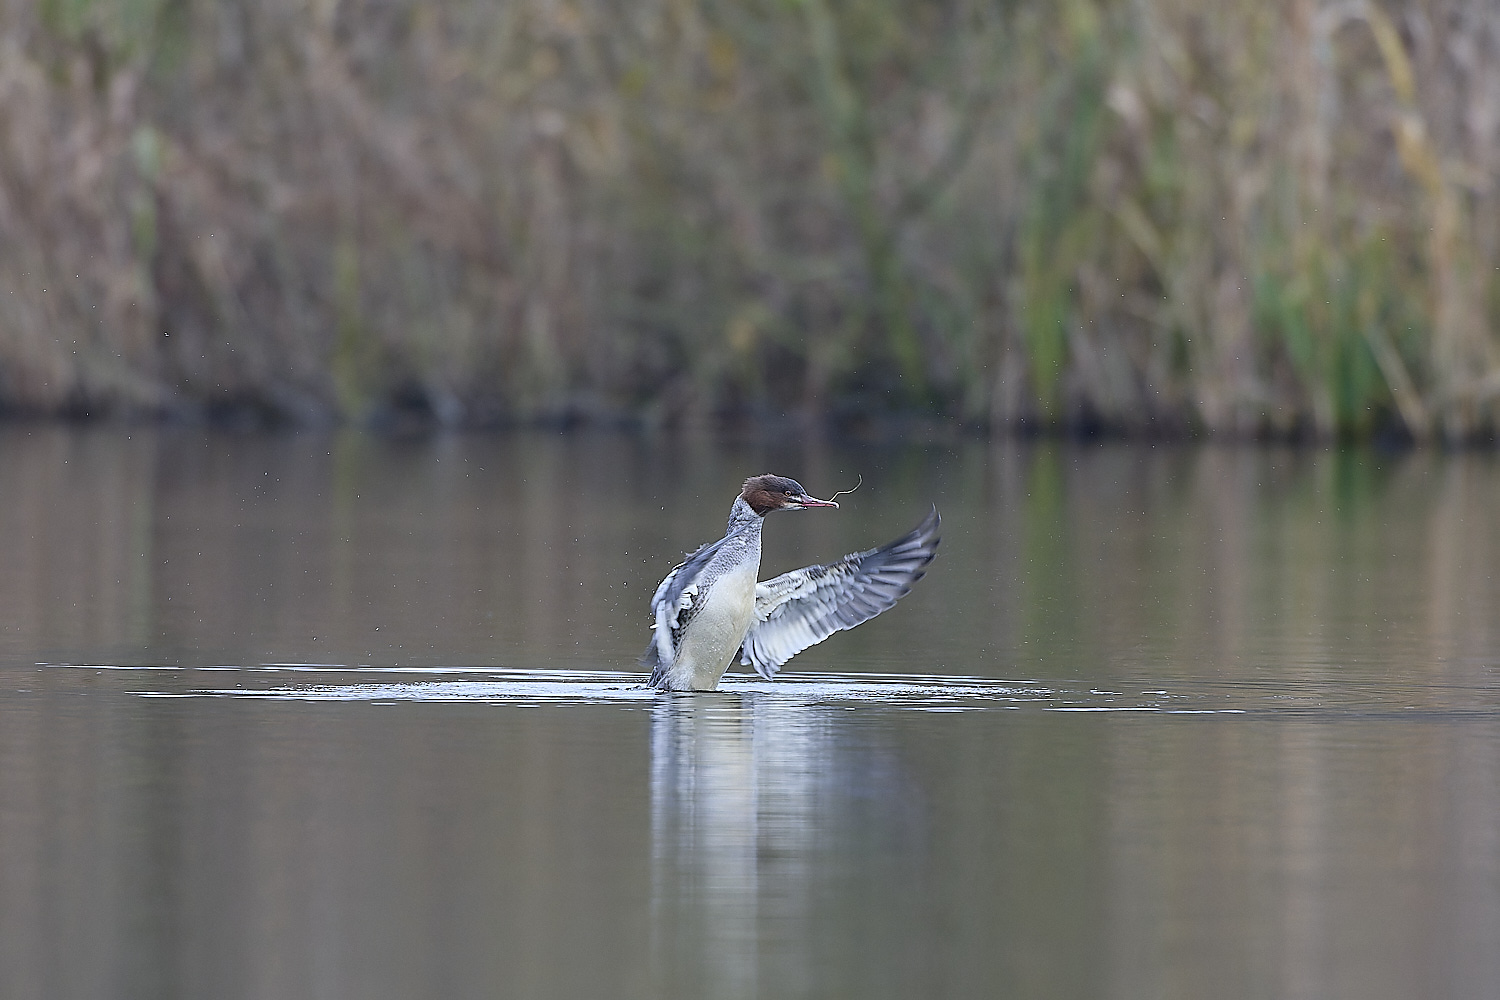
[
  {"x1": 26, "y1": 663, "x2": 1495, "y2": 717},
  {"x1": 132, "y1": 667, "x2": 1048, "y2": 711}
]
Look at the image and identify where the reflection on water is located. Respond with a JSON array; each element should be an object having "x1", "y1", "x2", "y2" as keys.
[
  {"x1": 3, "y1": 429, "x2": 1500, "y2": 998},
  {"x1": 648, "y1": 690, "x2": 934, "y2": 1000},
  {"x1": 649, "y1": 695, "x2": 859, "y2": 999},
  {"x1": 651, "y1": 697, "x2": 764, "y2": 998}
]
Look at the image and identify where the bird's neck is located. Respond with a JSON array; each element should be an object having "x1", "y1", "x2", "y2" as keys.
[{"x1": 726, "y1": 496, "x2": 764, "y2": 536}]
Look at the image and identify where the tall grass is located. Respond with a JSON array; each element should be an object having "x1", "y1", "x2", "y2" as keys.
[{"x1": 1, "y1": 0, "x2": 1498, "y2": 439}]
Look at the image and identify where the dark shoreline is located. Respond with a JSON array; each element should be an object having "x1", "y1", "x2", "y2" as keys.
[{"x1": 0, "y1": 406, "x2": 1462, "y2": 452}]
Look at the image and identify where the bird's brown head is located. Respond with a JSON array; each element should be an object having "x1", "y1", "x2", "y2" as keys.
[{"x1": 740, "y1": 474, "x2": 840, "y2": 516}]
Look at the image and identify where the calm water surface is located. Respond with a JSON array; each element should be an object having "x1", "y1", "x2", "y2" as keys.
[{"x1": 2, "y1": 428, "x2": 1499, "y2": 999}]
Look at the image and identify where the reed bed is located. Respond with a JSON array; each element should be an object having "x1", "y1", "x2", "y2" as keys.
[{"x1": 2, "y1": 0, "x2": 1498, "y2": 439}]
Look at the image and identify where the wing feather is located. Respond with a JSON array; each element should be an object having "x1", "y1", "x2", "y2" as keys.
[
  {"x1": 738, "y1": 507, "x2": 939, "y2": 679},
  {"x1": 640, "y1": 535, "x2": 727, "y2": 686}
]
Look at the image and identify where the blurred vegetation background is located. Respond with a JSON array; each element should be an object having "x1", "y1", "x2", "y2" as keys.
[{"x1": 2, "y1": 0, "x2": 1499, "y2": 439}]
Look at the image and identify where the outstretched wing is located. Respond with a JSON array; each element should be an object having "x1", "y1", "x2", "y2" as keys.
[
  {"x1": 739, "y1": 507, "x2": 939, "y2": 679},
  {"x1": 640, "y1": 535, "x2": 728, "y2": 685}
]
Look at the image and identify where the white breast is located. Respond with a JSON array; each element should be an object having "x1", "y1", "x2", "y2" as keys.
[{"x1": 667, "y1": 563, "x2": 758, "y2": 690}]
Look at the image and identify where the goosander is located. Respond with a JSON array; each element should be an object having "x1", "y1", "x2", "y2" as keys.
[{"x1": 643, "y1": 474, "x2": 940, "y2": 691}]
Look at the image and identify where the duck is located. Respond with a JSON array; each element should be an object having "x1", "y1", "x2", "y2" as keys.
[{"x1": 643, "y1": 474, "x2": 940, "y2": 691}]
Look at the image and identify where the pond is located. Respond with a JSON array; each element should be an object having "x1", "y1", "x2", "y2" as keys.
[{"x1": 2, "y1": 427, "x2": 1498, "y2": 999}]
